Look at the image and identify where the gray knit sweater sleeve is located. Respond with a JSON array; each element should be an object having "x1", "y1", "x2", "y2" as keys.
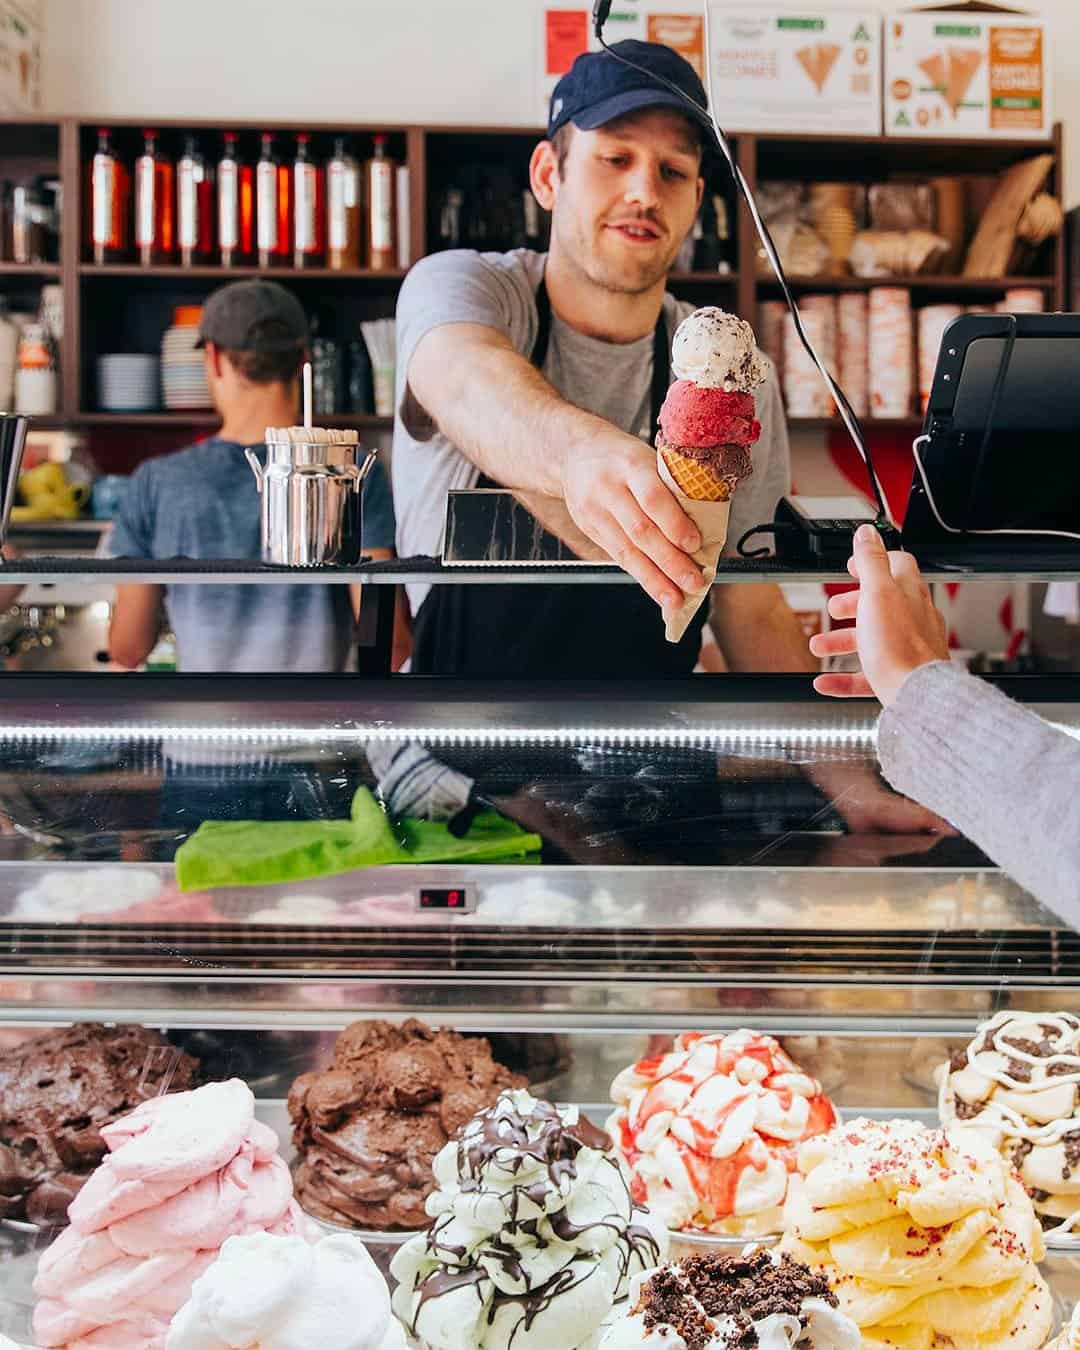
[{"x1": 877, "y1": 662, "x2": 1080, "y2": 918}]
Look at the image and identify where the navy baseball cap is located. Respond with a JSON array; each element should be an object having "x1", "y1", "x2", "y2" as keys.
[{"x1": 548, "y1": 40, "x2": 717, "y2": 150}]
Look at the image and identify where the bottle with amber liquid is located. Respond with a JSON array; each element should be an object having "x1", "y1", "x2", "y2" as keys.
[
  {"x1": 217, "y1": 132, "x2": 254, "y2": 267},
  {"x1": 365, "y1": 134, "x2": 397, "y2": 272},
  {"x1": 256, "y1": 133, "x2": 291, "y2": 268},
  {"x1": 292, "y1": 133, "x2": 325, "y2": 268},
  {"x1": 89, "y1": 127, "x2": 129, "y2": 264},
  {"x1": 135, "y1": 129, "x2": 174, "y2": 265},
  {"x1": 177, "y1": 135, "x2": 214, "y2": 267},
  {"x1": 327, "y1": 136, "x2": 361, "y2": 271}
]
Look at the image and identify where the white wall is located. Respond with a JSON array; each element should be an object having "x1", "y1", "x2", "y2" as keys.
[
  {"x1": 40, "y1": 1, "x2": 1080, "y2": 203},
  {"x1": 41, "y1": 1, "x2": 543, "y2": 127}
]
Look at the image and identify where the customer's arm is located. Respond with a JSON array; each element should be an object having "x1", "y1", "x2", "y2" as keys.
[
  {"x1": 811, "y1": 525, "x2": 1080, "y2": 915},
  {"x1": 877, "y1": 661, "x2": 1080, "y2": 912}
]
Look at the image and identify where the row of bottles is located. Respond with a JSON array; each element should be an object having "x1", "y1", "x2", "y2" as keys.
[{"x1": 90, "y1": 130, "x2": 404, "y2": 271}]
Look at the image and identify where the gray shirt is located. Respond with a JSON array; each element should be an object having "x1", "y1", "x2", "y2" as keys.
[
  {"x1": 393, "y1": 248, "x2": 790, "y2": 614},
  {"x1": 879, "y1": 661, "x2": 1080, "y2": 917}
]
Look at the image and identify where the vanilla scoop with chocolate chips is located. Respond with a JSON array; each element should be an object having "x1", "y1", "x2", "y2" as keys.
[
  {"x1": 600, "y1": 1247, "x2": 860, "y2": 1350},
  {"x1": 938, "y1": 1010, "x2": 1080, "y2": 1238}
]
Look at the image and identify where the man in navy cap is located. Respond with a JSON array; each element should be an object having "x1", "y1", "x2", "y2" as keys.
[
  {"x1": 107, "y1": 279, "x2": 398, "y2": 672},
  {"x1": 393, "y1": 39, "x2": 813, "y2": 678}
]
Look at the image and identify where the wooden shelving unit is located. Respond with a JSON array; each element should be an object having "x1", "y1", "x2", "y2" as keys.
[
  {"x1": 78, "y1": 263, "x2": 407, "y2": 281},
  {"x1": 756, "y1": 274, "x2": 1056, "y2": 294},
  {"x1": 0, "y1": 261, "x2": 59, "y2": 278},
  {"x1": 75, "y1": 411, "x2": 392, "y2": 429},
  {"x1": 0, "y1": 117, "x2": 1065, "y2": 453}
]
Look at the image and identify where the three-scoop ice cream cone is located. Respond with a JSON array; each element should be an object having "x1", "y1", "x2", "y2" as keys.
[{"x1": 657, "y1": 307, "x2": 769, "y2": 642}]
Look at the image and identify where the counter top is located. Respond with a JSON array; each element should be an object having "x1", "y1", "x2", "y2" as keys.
[{"x1": 2, "y1": 554, "x2": 1079, "y2": 585}]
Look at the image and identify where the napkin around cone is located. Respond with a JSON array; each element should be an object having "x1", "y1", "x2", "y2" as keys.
[{"x1": 657, "y1": 450, "x2": 731, "y2": 644}]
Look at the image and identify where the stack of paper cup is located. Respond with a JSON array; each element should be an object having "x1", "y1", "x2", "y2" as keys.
[
  {"x1": 803, "y1": 294, "x2": 838, "y2": 416},
  {"x1": 1000, "y1": 288, "x2": 1045, "y2": 314},
  {"x1": 837, "y1": 293, "x2": 869, "y2": 419},
  {"x1": 757, "y1": 301, "x2": 787, "y2": 370},
  {"x1": 869, "y1": 287, "x2": 914, "y2": 419},
  {"x1": 783, "y1": 299, "x2": 835, "y2": 419},
  {"x1": 917, "y1": 304, "x2": 963, "y2": 412}
]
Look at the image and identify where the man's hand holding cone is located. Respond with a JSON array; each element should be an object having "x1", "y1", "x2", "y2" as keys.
[{"x1": 655, "y1": 307, "x2": 769, "y2": 642}]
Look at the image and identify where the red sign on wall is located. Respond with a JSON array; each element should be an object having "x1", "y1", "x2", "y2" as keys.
[{"x1": 546, "y1": 10, "x2": 589, "y2": 77}]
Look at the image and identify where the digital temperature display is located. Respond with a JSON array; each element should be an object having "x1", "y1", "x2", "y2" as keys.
[{"x1": 418, "y1": 887, "x2": 471, "y2": 911}]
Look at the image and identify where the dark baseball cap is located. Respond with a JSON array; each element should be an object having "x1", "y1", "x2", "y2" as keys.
[
  {"x1": 548, "y1": 40, "x2": 717, "y2": 150},
  {"x1": 196, "y1": 279, "x2": 308, "y2": 352}
]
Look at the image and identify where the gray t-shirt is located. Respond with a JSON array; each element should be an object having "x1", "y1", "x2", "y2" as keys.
[
  {"x1": 107, "y1": 438, "x2": 395, "y2": 673},
  {"x1": 393, "y1": 248, "x2": 790, "y2": 613}
]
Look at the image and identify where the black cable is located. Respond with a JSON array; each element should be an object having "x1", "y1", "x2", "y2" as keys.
[
  {"x1": 591, "y1": 20, "x2": 893, "y2": 526},
  {"x1": 736, "y1": 522, "x2": 797, "y2": 558}
]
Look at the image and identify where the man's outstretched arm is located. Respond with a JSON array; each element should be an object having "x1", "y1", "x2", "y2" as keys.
[{"x1": 408, "y1": 320, "x2": 704, "y2": 611}]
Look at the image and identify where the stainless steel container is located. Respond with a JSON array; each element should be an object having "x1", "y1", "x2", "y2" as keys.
[
  {"x1": 245, "y1": 431, "x2": 376, "y2": 567},
  {"x1": 0, "y1": 413, "x2": 29, "y2": 551}
]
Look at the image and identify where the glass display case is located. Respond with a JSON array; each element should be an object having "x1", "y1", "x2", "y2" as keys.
[{"x1": 0, "y1": 668, "x2": 1077, "y2": 1345}]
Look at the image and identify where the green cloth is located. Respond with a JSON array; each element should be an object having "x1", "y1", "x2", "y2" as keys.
[
  {"x1": 395, "y1": 814, "x2": 543, "y2": 865},
  {"x1": 175, "y1": 787, "x2": 541, "y2": 891}
]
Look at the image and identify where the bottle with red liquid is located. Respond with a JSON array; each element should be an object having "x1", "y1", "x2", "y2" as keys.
[
  {"x1": 135, "y1": 129, "x2": 174, "y2": 265},
  {"x1": 256, "y1": 133, "x2": 291, "y2": 268},
  {"x1": 218, "y1": 132, "x2": 254, "y2": 267},
  {"x1": 292, "y1": 133, "x2": 325, "y2": 268},
  {"x1": 89, "y1": 128, "x2": 129, "y2": 264},
  {"x1": 177, "y1": 135, "x2": 214, "y2": 266}
]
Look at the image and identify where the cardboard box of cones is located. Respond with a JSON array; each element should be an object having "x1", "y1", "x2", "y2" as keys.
[
  {"x1": 885, "y1": 7, "x2": 1051, "y2": 139},
  {"x1": 703, "y1": 6, "x2": 881, "y2": 135}
]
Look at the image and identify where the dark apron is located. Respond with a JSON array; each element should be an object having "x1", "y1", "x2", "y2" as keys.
[{"x1": 412, "y1": 278, "x2": 707, "y2": 677}]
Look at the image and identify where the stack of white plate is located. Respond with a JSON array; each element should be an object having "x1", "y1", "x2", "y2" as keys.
[
  {"x1": 161, "y1": 322, "x2": 212, "y2": 411},
  {"x1": 97, "y1": 354, "x2": 159, "y2": 412}
]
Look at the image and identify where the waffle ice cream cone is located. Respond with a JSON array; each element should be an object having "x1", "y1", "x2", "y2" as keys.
[
  {"x1": 657, "y1": 307, "x2": 767, "y2": 643},
  {"x1": 656, "y1": 448, "x2": 732, "y2": 645},
  {"x1": 659, "y1": 443, "x2": 738, "y2": 502}
]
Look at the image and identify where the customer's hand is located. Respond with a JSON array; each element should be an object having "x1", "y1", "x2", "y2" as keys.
[
  {"x1": 809, "y1": 524, "x2": 949, "y2": 707},
  {"x1": 561, "y1": 431, "x2": 704, "y2": 611}
]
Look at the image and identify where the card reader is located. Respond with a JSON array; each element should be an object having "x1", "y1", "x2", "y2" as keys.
[{"x1": 772, "y1": 496, "x2": 902, "y2": 567}]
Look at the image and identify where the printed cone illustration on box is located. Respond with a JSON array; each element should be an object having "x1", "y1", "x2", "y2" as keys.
[
  {"x1": 796, "y1": 42, "x2": 843, "y2": 94},
  {"x1": 655, "y1": 308, "x2": 768, "y2": 643},
  {"x1": 919, "y1": 47, "x2": 983, "y2": 115}
]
